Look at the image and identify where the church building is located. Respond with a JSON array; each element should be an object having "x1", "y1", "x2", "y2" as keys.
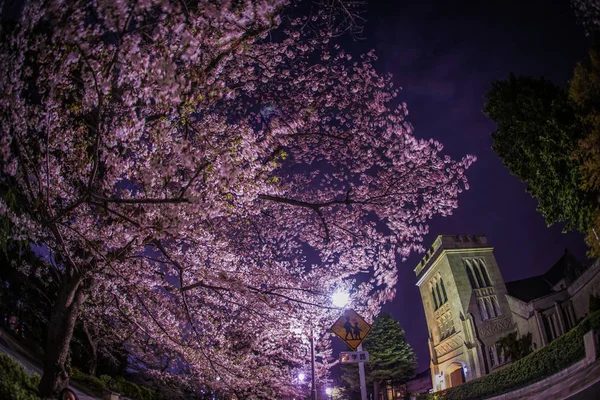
[{"x1": 414, "y1": 234, "x2": 600, "y2": 392}]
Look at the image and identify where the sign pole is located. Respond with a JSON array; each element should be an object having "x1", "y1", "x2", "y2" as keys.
[
  {"x1": 311, "y1": 329, "x2": 318, "y2": 400},
  {"x1": 357, "y1": 343, "x2": 367, "y2": 400},
  {"x1": 330, "y1": 309, "x2": 371, "y2": 400}
]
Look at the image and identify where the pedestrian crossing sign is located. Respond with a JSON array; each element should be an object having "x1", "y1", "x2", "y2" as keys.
[{"x1": 330, "y1": 309, "x2": 372, "y2": 350}]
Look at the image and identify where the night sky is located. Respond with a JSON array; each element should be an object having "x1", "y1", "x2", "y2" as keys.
[{"x1": 349, "y1": 0, "x2": 591, "y2": 372}]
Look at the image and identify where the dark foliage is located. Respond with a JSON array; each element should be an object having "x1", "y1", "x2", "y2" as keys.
[{"x1": 484, "y1": 74, "x2": 593, "y2": 232}]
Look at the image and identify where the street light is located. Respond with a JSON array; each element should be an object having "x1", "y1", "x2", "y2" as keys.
[
  {"x1": 332, "y1": 290, "x2": 350, "y2": 308},
  {"x1": 325, "y1": 387, "x2": 333, "y2": 399},
  {"x1": 298, "y1": 372, "x2": 306, "y2": 382}
]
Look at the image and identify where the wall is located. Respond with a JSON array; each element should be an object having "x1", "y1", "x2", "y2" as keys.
[{"x1": 569, "y1": 260, "x2": 600, "y2": 321}]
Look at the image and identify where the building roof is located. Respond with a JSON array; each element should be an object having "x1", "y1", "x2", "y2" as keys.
[
  {"x1": 543, "y1": 249, "x2": 586, "y2": 286},
  {"x1": 505, "y1": 276, "x2": 553, "y2": 302},
  {"x1": 505, "y1": 249, "x2": 586, "y2": 303}
]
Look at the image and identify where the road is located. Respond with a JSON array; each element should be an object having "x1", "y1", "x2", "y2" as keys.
[
  {"x1": 565, "y1": 378, "x2": 600, "y2": 400},
  {"x1": 0, "y1": 336, "x2": 98, "y2": 400}
]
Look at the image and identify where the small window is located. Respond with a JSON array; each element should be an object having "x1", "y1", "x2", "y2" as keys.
[
  {"x1": 478, "y1": 299, "x2": 487, "y2": 321},
  {"x1": 473, "y1": 264, "x2": 485, "y2": 288},
  {"x1": 436, "y1": 282, "x2": 444, "y2": 307},
  {"x1": 465, "y1": 260, "x2": 478, "y2": 289},
  {"x1": 563, "y1": 307, "x2": 572, "y2": 330},
  {"x1": 448, "y1": 315, "x2": 455, "y2": 336},
  {"x1": 543, "y1": 315, "x2": 553, "y2": 342},
  {"x1": 484, "y1": 298, "x2": 493, "y2": 319},
  {"x1": 496, "y1": 344, "x2": 504, "y2": 364},
  {"x1": 438, "y1": 316, "x2": 447, "y2": 340},
  {"x1": 440, "y1": 278, "x2": 448, "y2": 303},
  {"x1": 489, "y1": 346, "x2": 496, "y2": 368},
  {"x1": 492, "y1": 297, "x2": 501, "y2": 317},
  {"x1": 478, "y1": 259, "x2": 492, "y2": 286},
  {"x1": 432, "y1": 287, "x2": 438, "y2": 310}
]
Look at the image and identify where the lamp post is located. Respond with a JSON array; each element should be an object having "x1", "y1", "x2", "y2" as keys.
[
  {"x1": 308, "y1": 289, "x2": 350, "y2": 400},
  {"x1": 311, "y1": 328, "x2": 318, "y2": 400},
  {"x1": 331, "y1": 289, "x2": 367, "y2": 400}
]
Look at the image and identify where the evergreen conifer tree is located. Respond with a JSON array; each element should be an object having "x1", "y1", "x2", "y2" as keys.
[{"x1": 341, "y1": 313, "x2": 416, "y2": 400}]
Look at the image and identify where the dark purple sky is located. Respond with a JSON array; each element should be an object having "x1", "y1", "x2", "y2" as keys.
[{"x1": 353, "y1": 0, "x2": 591, "y2": 371}]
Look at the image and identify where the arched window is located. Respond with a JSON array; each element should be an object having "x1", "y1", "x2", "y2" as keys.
[
  {"x1": 563, "y1": 307, "x2": 572, "y2": 330},
  {"x1": 465, "y1": 260, "x2": 478, "y2": 288},
  {"x1": 484, "y1": 298, "x2": 493, "y2": 319},
  {"x1": 492, "y1": 297, "x2": 501, "y2": 317},
  {"x1": 489, "y1": 346, "x2": 496, "y2": 368},
  {"x1": 431, "y1": 286, "x2": 438, "y2": 310},
  {"x1": 436, "y1": 282, "x2": 444, "y2": 307},
  {"x1": 473, "y1": 264, "x2": 485, "y2": 288},
  {"x1": 496, "y1": 344, "x2": 504, "y2": 364},
  {"x1": 478, "y1": 299, "x2": 487, "y2": 320},
  {"x1": 440, "y1": 316, "x2": 447, "y2": 339},
  {"x1": 440, "y1": 278, "x2": 448, "y2": 303},
  {"x1": 478, "y1": 259, "x2": 492, "y2": 287}
]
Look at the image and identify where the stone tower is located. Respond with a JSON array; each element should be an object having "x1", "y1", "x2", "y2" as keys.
[{"x1": 414, "y1": 235, "x2": 516, "y2": 391}]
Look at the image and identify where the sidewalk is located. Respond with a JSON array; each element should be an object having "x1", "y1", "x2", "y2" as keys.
[
  {"x1": 487, "y1": 357, "x2": 600, "y2": 400},
  {"x1": 0, "y1": 331, "x2": 99, "y2": 400}
]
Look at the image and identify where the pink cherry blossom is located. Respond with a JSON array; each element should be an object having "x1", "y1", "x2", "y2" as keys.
[{"x1": 0, "y1": 0, "x2": 474, "y2": 397}]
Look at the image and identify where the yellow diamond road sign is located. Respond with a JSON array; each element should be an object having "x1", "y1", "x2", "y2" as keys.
[{"x1": 330, "y1": 309, "x2": 372, "y2": 350}]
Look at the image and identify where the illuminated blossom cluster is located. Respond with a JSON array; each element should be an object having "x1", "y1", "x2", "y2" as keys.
[{"x1": 0, "y1": 0, "x2": 474, "y2": 397}]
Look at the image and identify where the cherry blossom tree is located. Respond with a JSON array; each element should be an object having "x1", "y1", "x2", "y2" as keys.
[
  {"x1": 0, "y1": 0, "x2": 475, "y2": 397},
  {"x1": 572, "y1": 0, "x2": 600, "y2": 36}
]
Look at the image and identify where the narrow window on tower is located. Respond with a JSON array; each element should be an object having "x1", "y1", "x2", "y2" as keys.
[
  {"x1": 436, "y1": 281, "x2": 444, "y2": 308},
  {"x1": 473, "y1": 263, "x2": 485, "y2": 288},
  {"x1": 440, "y1": 278, "x2": 448, "y2": 303},
  {"x1": 478, "y1": 259, "x2": 492, "y2": 286},
  {"x1": 478, "y1": 299, "x2": 487, "y2": 321},
  {"x1": 484, "y1": 298, "x2": 493, "y2": 319},
  {"x1": 496, "y1": 344, "x2": 504, "y2": 364},
  {"x1": 492, "y1": 297, "x2": 501, "y2": 317},
  {"x1": 465, "y1": 260, "x2": 478, "y2": 289},
  {"x1": 489, "y1": 346, "x2": 496, "y2": 368}
]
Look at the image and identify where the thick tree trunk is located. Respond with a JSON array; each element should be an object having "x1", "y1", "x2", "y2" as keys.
[
  {"x1": 38, "y1": 273, "x2": 89, "y2": 398},
  {"x1": 373, "y1": 380, "x2": 380, "y2": 400}
]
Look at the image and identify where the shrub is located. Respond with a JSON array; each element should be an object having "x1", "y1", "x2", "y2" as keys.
[
  {"x1": 139, "y1": 385, "x2": 155, "y2": 400},
  {"x1": 110, "y1": 376, "x2": 156, "y2": 400},
  {"x1": 70, "y1": 367, "x2": 106, "y2": 396},
  {"x1": 443, "y1": 310, "x2": 600, "y2": 400},
  {"x1": 79, "y1": 372, "x2": 155, "y2": 400},
  {"x1": 416, "y1": 393, "x2": 446, "y2": 400},
  {"x1": 0, "y1": 352, "x2": 41, "y2": 400},
  {"x1": 99, "y1": 374, "x2": 112, "y2": 387}
]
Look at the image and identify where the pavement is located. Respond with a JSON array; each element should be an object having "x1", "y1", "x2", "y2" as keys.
[
  {"x1": 493, "y1": 356, "x2": 600, "y2": 400},
  {"x1": 565, "y1": 378, "x2": 600, "y2": 400},
  {"x1": 0, "y1": 333, "x2": 99, "y2": 400}
]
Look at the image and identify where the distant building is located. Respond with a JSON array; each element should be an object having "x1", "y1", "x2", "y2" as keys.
[{"x1": 413, "y1": 234, "x2": 600, "y2": 392}]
